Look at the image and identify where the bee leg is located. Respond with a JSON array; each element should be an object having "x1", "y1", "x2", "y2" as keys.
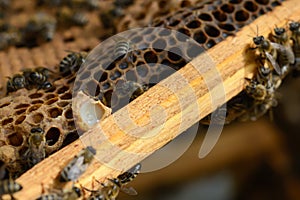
[
  {"x1": 41, "y1": 82, "x2": 53, "y2": 90},
  {"x1": 94, "y1": 177, "x2": 103, "y2": 186},
  {"x1": 46, "y1": 139, "x2": 53, "y2": 146},
  {"x1": 92, "y1": 176, "x2": 97, "y2": 190},
  {"x1": 41, "y1": 182, "x2": 46, "y2": 194},
  {"x1": 72, "y1": 180, "x2": 77, "y2": 188},
  {"x1": 78, "y1": 182, "x2": 86, "y2": 197},
  {"x1": 248, "y1": 46, "x2": 258, "y2": 51},
  {"x1": 9, "y1": 194, "x2": 16, "y2": 200}
]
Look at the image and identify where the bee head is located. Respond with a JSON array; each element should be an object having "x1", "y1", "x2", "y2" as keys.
[
  {"x1": 42, "y1": 82, "x2": 53, "y2": 89},
  {"x1": 73, "y1": 186, "x2": 82, "y2": 197},
  {"x1": 31, "y1": 127, "x2": 44, "y2": 134},
  {"x1": 259, "y1": 66, "x2": 271, "y2": 77},
  {"x1": 29, "y1": 72, "x2": 39, "y2": 80},
  {"x1": 109, "y1": 178, "x2": 121, "y2": 187},
  {"x1": 274, "y1": 27, "x2": 285, "y2": 36},
  {"x1": 289, "y1": 22, "x2": 300, "y2": 31},
  {"x1": 245, "y1": 80, "x2": 258, "y2": 93},
  {"x1": 253, "y1": 35, "x2": 264, "y2": 45},
  {"x1": 13, "y1": 74, "x2": 26, "y2": 85},
  {"x1": 86, "y1": 146, "x2": 96, "y2": 155}
]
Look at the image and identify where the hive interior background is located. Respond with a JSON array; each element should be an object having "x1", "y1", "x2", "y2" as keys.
[{"x1": 0, "y1": 0, "x2": 285, "y2": 175}]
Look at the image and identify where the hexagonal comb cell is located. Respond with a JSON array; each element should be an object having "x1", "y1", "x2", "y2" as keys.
[
  {"x1": 0, "y1": 73, "x2": 76, "y2": 172},
  {"x1": 47, "y1": 107, "x2": 63, "y2": 118},
  {"x1": 7, "y1": 132, "x2": 23, "y2": 147},
  {"x1": 45, "y1": 127, "x2": 61, "y2": 146}
]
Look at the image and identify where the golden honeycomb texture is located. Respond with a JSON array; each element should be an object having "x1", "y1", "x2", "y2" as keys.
[{"x1": 0, "y1": 0, "x2": 284, "y2": 175}]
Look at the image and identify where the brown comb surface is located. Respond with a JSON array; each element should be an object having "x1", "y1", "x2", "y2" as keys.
[
  {"x1": 0, "y1": 0, "x2": 284, "y2": 175},
  {"x1": 77, "y1": 0, "x2": 284, "y2": 111}
]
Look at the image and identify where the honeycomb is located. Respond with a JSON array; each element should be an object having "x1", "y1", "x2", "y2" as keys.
[
  {"x1": 106, "y1": 0, "x2": 203, "y2": 33},
  {"x1": 0, "y1": 74, "x2": 77, "y2": 174},
  {"x1": 76, "y1": 0, "x2": 284, "y2": 112},
  {"x1": 0, "y1": 0, "x2": 284, "y2": 174}
]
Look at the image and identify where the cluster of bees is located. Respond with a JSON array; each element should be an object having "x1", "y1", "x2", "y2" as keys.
[
  {"x1": 0, "y1": 12, "x2": 56, "y2": 49},
  {"x1": 0, "y1": 164, "x2": 22, "y2": 200},
  {"x1": 6, "y1": 67, "x2": 54, "y2": 94},
  {"x1": 98, "y1": 0, "x2": 134, "y2": 35},
  {"x1": 6, "y1": 51, "x2": 87, "y2": 95},
  {"x1": 0, "y1": 0, "x2": 101, "y2": 50},
  {"x1": 0, "y1": 146, "x2": 141, "y2": 199},
  {"x1": 0, "y1": 0, "x2": 142, "y2": 50},
  {"x1": 227, "y1": 21, "x2": 300, "y2": 123},
  {"x1": 244, "y1": 21, "x2": 300, "y2": 120},
  {"x1": 38, "y1": 0, "x2": 100, "y2": 27},
  {"x1": 3, "y1": 50, "x2": 87, "y2": 179},
  {"x1": 200, "y1": 21, "x2": 300, "y2": 125}
]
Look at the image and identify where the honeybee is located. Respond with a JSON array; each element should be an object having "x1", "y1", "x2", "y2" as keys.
[
  {"x1": 256, "y1": 64, "x2": 272, "y2": 86},
  {"x1": 245, "y1": 79, "x2": 267, "y2": 102},
  {"x1": 22, "y1": 67, "x2": 54, "y2": 90},
  {"x1": 6, "y1": 74, "x2": 27, "y2": 94},
  {"x1": 26, "y1": 127, "x2": 46, "y2": 166},
  {"x1": 130, "y1": 84, "x2": 152, "y2": 102},
  {"x1": 0, "y1": 29, "x2": 22, "y2": 50},
  {"x1": 21, "y1": 12, "x2": 56, "y2": 46},
  {"x1": 60, "y1": 146, "x2": 96, "y2": 182},
  {"x1": 289, "y1": 21, "x2": 300, "y2": 45},
  {"x1": 113, "y1": 0, "x2": 134, "y2": 8},
  {"x1": 36, "y1": 186, "x2": 82, "y2": 200},
  {"x1": 37, "y1": 0, "x2": 99, "y2": 10},
  {"x1": 252, "y1": 35, "x2": 285, "y2": 76},
  {"x1": 36, "y1": 0, "x2": 62, "y2": 7},
  {"x1": 113, "y1": 37, "x2": 133, "y2": 60},
  {"x1": 85, "y1": 163, "x2": 141, "y2": 200},
  {"x1": 115, "y1": 81, "x2": 150, "y2": 101},
  {"x1": 67, "y1": 0, "x2": 99, "y2": 10},
  {"x1": 289, "y1": 21, "x2": 300, "y2": 71},
  {"x1": 245, "y1": 74, "x2": 278, "y2": 121},
  {"x1": 56, "y1": 7, "x2": 88, "y2": 27},
  {"x1": 59, "y1": 51, "x2": 87, "y2": 76},
  {"x1": 259, "y1": 62, "x2": 282, "y2": 88},
  {"x1": 0, "y1": 20, "x2": 21, "y2": 49},
  {"x1": 272, "y1": 27, "x2": 295, "y2": 75},
  {"x1": 0, "y1": 179, "x2": 22, "y2": 200},
  {"x1": 99, "y1": 6, "x2": 124, "y2": 31},
  {"x1": 116, "y1": 163, "x2": 141, "y2": 185}
]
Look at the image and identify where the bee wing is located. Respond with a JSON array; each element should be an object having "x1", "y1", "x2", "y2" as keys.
[
  {"x1": 286, "y1": 46, "x2": 296, "y2": 64},
  {"x1": 270, "y1": 42, "x2": 284, "y2": 50},
  {"x1": 265, "y1": 52, "x2": 282, "y2": 75},
  {"x1": 272, "y1": 42, "x2": 296, "y2": 64},
  {"x1": 121, "y1": 186, "x2": 138, "y2": 196},
  {"x1": 0, "y1": 165, "x2": 6, "y2": 179},
  {"x1": 67, "y1": 156, "x2": 85, "y2": 181},
  {"x1": 129, "y1": 163, "x2": 141, "y2": 174}
]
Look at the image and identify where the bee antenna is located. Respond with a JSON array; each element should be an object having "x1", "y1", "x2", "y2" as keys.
[
  {"x1": 24, "y1": 121, "x2": 36, "y2": 127},
  {"x1": 245, "y1": 77, "x2": 252, "y2": 82},
  {"x1": 256, "y1": 25, "x2": 259, "y2": 37},
  {"x1": 247, "y1": 34, "x2": 254, "y2": 38}
]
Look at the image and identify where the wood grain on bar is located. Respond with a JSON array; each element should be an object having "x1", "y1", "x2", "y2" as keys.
[{"x1": 13, "y1": 0, "x2": 300, "y2": 199}]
